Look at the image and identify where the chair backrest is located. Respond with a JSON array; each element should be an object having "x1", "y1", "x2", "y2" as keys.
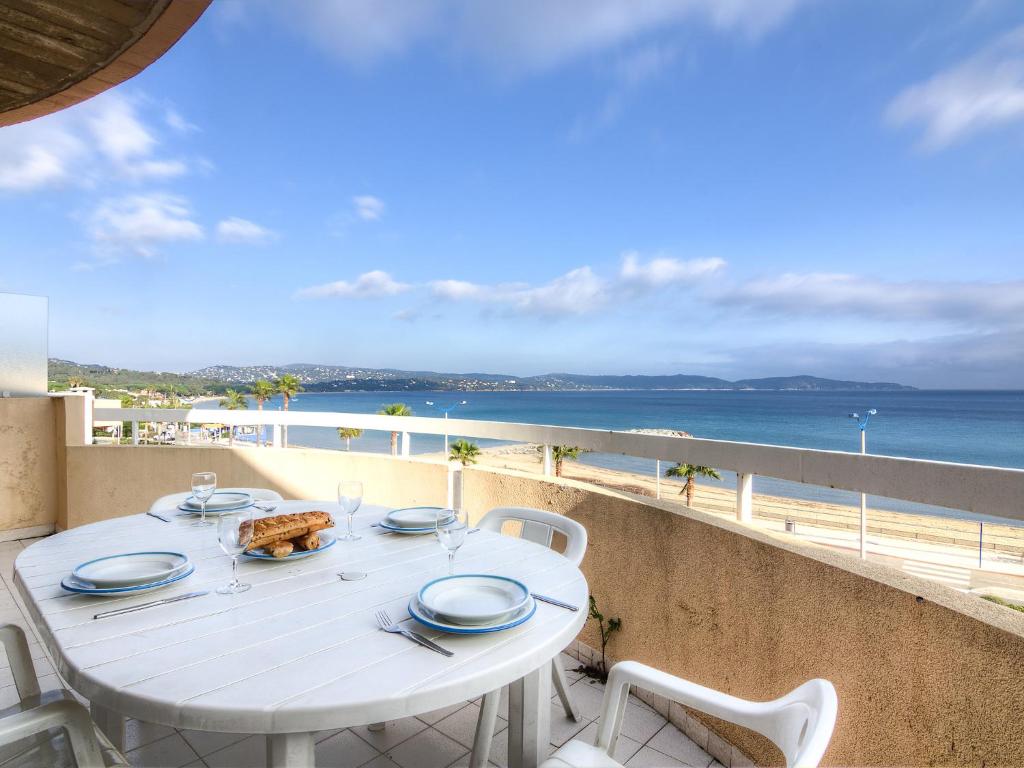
[
  {"x1": 477, "y1": 506, "x2": 587, "y2": 566},
  {"x1": 598, "y1": 661, "x2": 837, "y2": 768},
  {"x1": 148, "y1": 487, "x2": 283, "y2": 513}
]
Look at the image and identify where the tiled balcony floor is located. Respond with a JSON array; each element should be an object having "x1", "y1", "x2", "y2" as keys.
[{"x1": 0, "y1": 539, "x2": 716, "y2": 768}]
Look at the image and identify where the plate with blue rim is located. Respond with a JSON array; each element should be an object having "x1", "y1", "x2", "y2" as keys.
[
  {"x1": 72, "y1": 551, "x2": 190, "y2": 588},
  {"x1": 408, "y1": 593, "x2": 536, "y2": 634},
  {"x1": 177, "y1": 491, "x2": 253, "y2": 515},
  {"x1": 243, "y1": 530, "x2": 337, "y2": 560},
  {"x1": 418, "y1": 574, "x2": 530, "y2": 625},
  {"x1": 61, "y1": 565, "x2": 195, "y2": 595},
  {"x1": 377, "y1": 507, "x2": 453, "y2": 534}
]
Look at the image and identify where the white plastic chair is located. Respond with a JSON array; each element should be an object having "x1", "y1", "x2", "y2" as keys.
[
  {"x1": 541, "y1": 661, "x2": 838, "y2": 768},
  {"x1": 0, "y1": 624, "x2": 127, "y2": 767},
  {"x1": 148, "y1": 486, "x2": 283, "y2": 513},
  {"x1": 470, "y1": 506, "x2": 588, "y2": 768}
]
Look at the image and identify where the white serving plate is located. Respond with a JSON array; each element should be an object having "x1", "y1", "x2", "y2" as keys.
[
  {"x1": 244, "y1": 530, "x2": 337, "y2": 561},
  {"x1": 72, "y1": 551, "x2": 190, "y2": 588},
  {"x1": 409, "y1": 594, "x2": 536, "y2": 634},
  {"x1": 61, "y1": 565, "x2": 195, "y2": 596},
  {"x1": 385, "y1": 507, "x2": 452, "y2": 529},
  {"x1": 180, "y1": 491, "x2": 253, "y2": 511},
  {"x1": 418, "y1": 574, "x2": 531, "y2": 626},
  {"x1": 376, "y1": 520, "x2": 440, "y2": 535}
]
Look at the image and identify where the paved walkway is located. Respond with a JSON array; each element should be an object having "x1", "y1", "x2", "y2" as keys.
[{"x1": 0, "y1": 538, "x2": 713, "y2": 768}]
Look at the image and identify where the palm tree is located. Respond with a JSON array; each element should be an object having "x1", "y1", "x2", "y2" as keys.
[
  {"x1": 251, "y1": 380, "x2": 274, "y2": 446},
  {"x1": 449, "y1": 439, "x2": 480, "y2": 466},
  {"x1": 275, "y1": 374, "x2": 303, "y2": 447},
  {"x1": 665, "y1": 463, "x2": 721, "y2": 507},
  {"x1": 377, "y1": 403, "x2": 412, "y2": 456},
  {"x1": 219, "y1": 388, "x2": 249, "y2": 446},
  {"x1": 338, "y1": 427, "x2": 363, "y2": 451},
  {"x1": 538, "y1": 445, "x2": 584, "y2": 477}
]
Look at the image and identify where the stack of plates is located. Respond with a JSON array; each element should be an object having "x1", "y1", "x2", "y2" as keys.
[
  {"x1": 61, "y1": 552, "x2": 193, "y2": 595},
  {"x1": 377, "y1": 507, "x2": 454, "y2": 534},
  {"x1": 408, "y1": 574, "x2": 536, "y2": 634},
  {"x1": 177, "y1": 491, "x2": 254, "y2": 516}
]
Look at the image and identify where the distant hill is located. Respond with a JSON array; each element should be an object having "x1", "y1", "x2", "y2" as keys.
[
  {"x1": 48, "y1": 359, "x2": 914, "y2": 395},
  {"x1": 731, "y1": 375, "x2": 914, "y2": 391}
]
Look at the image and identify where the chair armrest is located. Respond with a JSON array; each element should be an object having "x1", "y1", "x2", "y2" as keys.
[
  {"x1": 596, "y1": 662, "x2": 837, "y2": 768},
  {"x1": 0, "y1": 698, "x2": 105, "y2": 768},
  {"x1": 0, "y1": 624, "x2": 41, "y2": 700}
]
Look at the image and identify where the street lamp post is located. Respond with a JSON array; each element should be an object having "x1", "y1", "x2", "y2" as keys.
[
  {"x1": 848, "y1": 409, "x2": 877, "y2": 560},
  {"x1": 425, "y1": 400, "x2": 468, "y2": 453}
]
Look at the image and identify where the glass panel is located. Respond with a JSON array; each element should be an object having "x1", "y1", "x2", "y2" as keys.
[{"x1": 0, "y1": 292, "x2": 47, "y2": 396}]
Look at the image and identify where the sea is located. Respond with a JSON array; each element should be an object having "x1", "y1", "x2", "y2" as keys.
[{"x1": 198, "y1": 390, "x2": 1024, "y2": 524}]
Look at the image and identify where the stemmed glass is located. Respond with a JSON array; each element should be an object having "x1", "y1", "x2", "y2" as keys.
[
  {"x1": 190, "y1": 471, "x2": 216, "y2": 527},
  {"x1": 216, "y1": 509, "x2": 253, "y2": 594},
  {"x1": 337, "y1": 481, "x2": 363, "y2": 542},
  {"x1": 436, "y1": 508, "x2": 468, "y2": 576}
]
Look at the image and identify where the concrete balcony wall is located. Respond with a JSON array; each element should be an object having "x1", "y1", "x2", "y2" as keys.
[
  {"x1": 60, "y1": 445, "x2": 447, "y2": 528},
  {"x1": 12, "y1": 437, "x2": 1024, "y2": 765},
  {"x1": 461, "y1": 463, "x2": 1024, "y2": 766}
]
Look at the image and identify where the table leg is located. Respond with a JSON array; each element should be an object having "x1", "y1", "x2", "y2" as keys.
[
  {"x1": 266, "y1": 732, "x2": 315, "y2": 767},
  {"x1": 89, "y1": 702, "x2": 125, "y2": 752},
  {"x1": 507, "y1": 664, "x2": 552, "y2": 768}
]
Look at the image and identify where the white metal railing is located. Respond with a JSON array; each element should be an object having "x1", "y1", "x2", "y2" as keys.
[{"x1": 89, "y1": 405, "x2": 1024, "y2": 526}]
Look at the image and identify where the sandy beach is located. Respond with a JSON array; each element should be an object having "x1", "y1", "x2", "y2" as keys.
[{"x1": 438, "y1": 444, "x2": 1024, "y2": 560}]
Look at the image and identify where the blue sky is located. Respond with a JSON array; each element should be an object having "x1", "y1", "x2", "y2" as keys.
[{"x1": 2, "y1": 0, "x2": 1023, "y2": 387}]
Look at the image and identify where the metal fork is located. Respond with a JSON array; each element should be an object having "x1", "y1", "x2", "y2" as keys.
[{"x1": 374, "y1": 608, "x2": 453, "y2": 657}]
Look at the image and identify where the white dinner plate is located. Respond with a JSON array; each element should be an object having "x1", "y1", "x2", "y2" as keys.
[
  {"x1": 408, "y1": 594, "x2": 536, "y2": 634},
  {"x1": 418, "y1": 574, "x2": 531, "y2": 626},
  {"x1": 385, "y1": 506, "x2": 452, "y2": 529},
  {"x1": 375, "y1": 520, "x2": 440, "y2": 535},
  {"x1": 61, "y1": 565, "x2": 195, "y2": 596},
  {"x1": 73, "y1": 551, "x2": 190, "y2": 588},
  {"x1": 180, "y1": 491, "x2": 253, "y2": 511},
  {"x1": 244, "y1": 530, "x2": 337, "y2": 560}
]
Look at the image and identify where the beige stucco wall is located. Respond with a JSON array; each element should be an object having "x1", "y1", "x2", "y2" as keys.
[
  {"x1": 61, "y1": 445, "x2": 447, "y2": 527},
  {"x1": 0, "y1": 396, "x2": 57, "y2": 532},
  {"x1": 461, "y1": 464, "x2": 1024, "y2": 766},
  {"x1": 57, "y1": 445, "x2": 1024, "y2": 765}
]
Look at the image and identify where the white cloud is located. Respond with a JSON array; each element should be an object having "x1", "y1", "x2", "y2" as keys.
[
  {"x1": 619, "y1": 252, "x2": 726, "y2": 289},
  {"x1": 886, "y1": 25, "x2": 1024, "y2": 150},
  {"x1": 353, "y1": 195, "x2": 385, "y2": 221},
  {"x1": 268, "y1": 0, "x2": 803, "y2": 73},
  {"x1": 719, "y1": 272, "x2": 1024, "y2": 328},
  {"x1": 431, "y1": 267, "x2": 609, "y2": 317},
  {"x1": 0, "y1": 91, "x2": 191, "y2": 193},
  {"x1": 216, "y1": 217, "x2": 278, "y2": 244},
  {"x1": 165, "y1": 108, "x2": 199, "y2": 133},
  {"x1": 296, "y1": 270, "x2": 411, "y2": 299},
  {"x1": 89, "y1": 194, "x2": 204, "y2": 259}
]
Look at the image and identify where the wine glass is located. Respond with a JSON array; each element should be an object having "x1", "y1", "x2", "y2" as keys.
[
  {"x1": 217, "y1": 509, "x2": 253, "y2": 594},
  {"x1": 337, "y1": 481, "x2": 363, "y2": 542},
  {"x1": 436, "y1": 508, "x2": 468, "y2": 576},
  {"x1": 190, "y1": 471, "x2": 216, "y2": 527}
]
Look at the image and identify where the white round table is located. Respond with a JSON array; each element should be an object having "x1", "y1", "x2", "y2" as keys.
[{"x1": 14, "y1": 501, "x2": 588, "y2": 768}]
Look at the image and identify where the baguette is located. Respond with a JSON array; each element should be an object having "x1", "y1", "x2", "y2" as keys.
[
  {"x1": 262, "y1": 540, "x2": 294, "y2": 558},
  {"x1": 243, "y1": 511, "x2": 333, "y2": 551},
  {"x1": 292, "y1": 532, "x2": 320, "y2": 551}
]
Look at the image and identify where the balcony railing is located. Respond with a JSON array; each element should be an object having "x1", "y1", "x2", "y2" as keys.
[{"x1": 91, "y1": 405, "x2": 1024, "y2": 525}]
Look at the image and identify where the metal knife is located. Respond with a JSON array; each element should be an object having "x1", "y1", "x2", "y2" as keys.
[
  {"x1": 93, "y1": 590, "x2": 209, "y2": 620},
  {"x1": 531, "y1": 593, "x2": 579, "y2": 612},
  {"x1": 146, "y1": 511, "x2": 171, "y2": 523},
  {"x1": 399, "y1": 629, "x2": 454, "y2": 657}
]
